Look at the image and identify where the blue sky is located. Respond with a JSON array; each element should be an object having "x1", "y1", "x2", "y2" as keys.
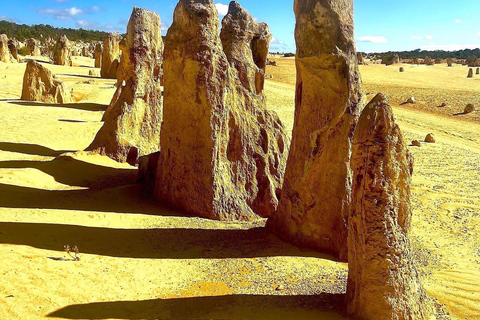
[{"x1": 1, "y1": 0, "x2": 480, "y2": 53}]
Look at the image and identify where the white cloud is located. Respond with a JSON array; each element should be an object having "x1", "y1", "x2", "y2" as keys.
[
  {"x1": 161, "y1": 21, "x2": 170, "y2": 34},
  {"x1": 455, "y1": 19, "x2": 462, "y2": 23},
  {"x1": 0, "y1": 15, "x2": 19, "y2": 22},
  {"x1": 410, "y1": 36, "x2": 423, "y2": 40},
  {"x1": 76, "y1": 20, "x2": 97, "y2": 29},
  {"x1": 357, "y1": 36, "x2": 388, "y2": 43},
  {"x1": 270, "y1": 37, "x2": 284, "y2": 45},
  {"x1": 215, "y1": 3, "x2": 229, "y2": 16},
  {"x1": 37, "y1": 6, "x2": 101, "y2": 20},
  {"x1": 425, "y1": 34, "x2": 433, "y2": 40}
]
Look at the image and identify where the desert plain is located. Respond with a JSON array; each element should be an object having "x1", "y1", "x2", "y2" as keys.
[{"x1": 0, "y1": 55, "x2": 479, "y2": 319}]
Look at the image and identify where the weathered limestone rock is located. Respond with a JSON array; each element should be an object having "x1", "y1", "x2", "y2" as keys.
[
  {"x1": 101, "y1": 33, "x2": 121, "y2": 79},
  {"x1": 94, "y1": 43, "x2": 102, "y2": 68},
  {"x1": 7, "y1": 39, "x2": 18, "y2": 61},
  {"x1": 467, "y1": 68, "x2": 473, "y2": 78},
  {"x1": 21, "y1": 60, "x2": 71, "y2": 103},
  {"x1": 87, "y1": 7, "x2": 164, "y2": 165},
  {"x1": 152, "y1": 0, "x2": 289, "y2": 221},
  {"x1": 26, "y1": 38, "x2": 41, "y2": 56},
  {"x1": 0, "y1": 34, "x2": 17, "y2": 63},
  {"x1": 412, "y1": 140, "x2": 421, "y2": 147},
  {"x1": 477, "y1": 68, "x2": 480, "y2": 75},
  {"x1": 399, "y1": 66, "x2": 404, "y2": 72},
  {"x1": 425, "y1": 133, "x2": 435, "y2": 143},
  {"x1": 347, "y1": 93, "x2": 432, "y2": 320},
  {"x1": 464, "y1": 103, "x2": 475, "y2": 114},
  {"x1": 382, "y1": 54, "x2": 399, "y2": 66},
  {"x1": 424, "y1": 56, "x2": 434, "y2": 66},
  {"x1": 466, "y1": 55, "x2": 478, "y2": 67},
  {"x1": 267, "y1": 0, "x2": 362, "y2": 260},
  {"x1": 53, "y1": 35, "x2": 72, "y2": 66},
  {"x1": 447, "y1": 58, "x2": 453, "y2": 67},
  {"x1": 357, "y1": 52, "x2": 364, "y2": 65},
  {"x1": 407, "y1": 96, "x2": 415, "y2": 104}
]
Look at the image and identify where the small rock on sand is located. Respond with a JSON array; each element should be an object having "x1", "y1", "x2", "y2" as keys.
[{"x1": 425, "y1": 133, "x2": 436, "y2": 143}]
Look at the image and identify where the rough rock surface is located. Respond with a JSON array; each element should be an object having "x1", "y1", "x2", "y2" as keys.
[
  {"x1": 21, "y1": 60, "x2": 71, "y2": 103},
  {"x1": 447, "y1": 58, "x2": 453, "y2": 67},
  {"x1": 357, "y1": 53, "x2": 364, "y2": 65},
  {"x1": 464, "y1": 104, "x2": 475, "y2": 114},
  {"x1": 425, "y1": 133, "x2": 436, "y2": 143},
  {"x1": 94, "y1": 43, "x2": 102, "y2": 68},
  {"x1": 267, "y1": 0, "x2": 362, "y2": 260},
  {"x1": 346, "y1": 93, "x2": 432, "y2": 320},
  {"x1": 424, "y1": 56, "x2": 434, "y2": 65},
  {"x1": 87, "y1": 7, "x2": 164, "y2": 165},
  {"x1": 7, "y1": 39, "x2": 18, "y2": 61},
  {"x1": 0, "y1": 34, "x2": 17, "y2": 63},
  {"x1": 151, "y1": 0, "x2": 289, "y2": 221},
  {"x1": 412, "y1": 140, "x2": 421, "y2": 147},
  {"x1": 467, "y1": 68, "x2": 473, "y2": 78},
  {"x1": 101, "y1": 33, "x2": 121, "y2": 79},
  {"x1": 26, "y1": 38, "x2": 41, "y2": 56},
  {"x1": 53, "y1": 35, "x2": 72, "y2": 66}
]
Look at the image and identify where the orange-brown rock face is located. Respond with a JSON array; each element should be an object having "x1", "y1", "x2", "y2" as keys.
[
  {"x1": 94, "y1": 43, "x2": 102, "y2": 68},
  {"x1": 101, "y1": 33, "x2": 121, "y2": 79},
  {"x1": 53, "y1": 35, "x2": 72, "y2": 66},
  {"x1": 267, "y1": 0, "x2": 362, "y2": 260},
  {"x1": 87, "y1": 7, "x2": 163, "y2": 165},
  {"x1": 21, "y1": 60, "x2": 71, "y2": 104},
  {"x1": 152, "y1": 0, "x2": 289, "y2": 221},
  {"x1": 346, "y1": 93, "x2": 432, "y2": 320},
  {"x1": 0, "y1": 34, "x2": 16, "y2": 63}
]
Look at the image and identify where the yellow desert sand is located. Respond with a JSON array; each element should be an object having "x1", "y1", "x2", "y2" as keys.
[{"x1": 0, "y1": 55, "x2": 479, "y2": 320}]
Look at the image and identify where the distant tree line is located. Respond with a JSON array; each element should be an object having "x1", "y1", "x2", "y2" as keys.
[
  {"x1": 0, "y1": 20, "x2": 110, "y2": 42},
  {"x1": 360, "y1": 48, "x2": 480, "y2": 60}
]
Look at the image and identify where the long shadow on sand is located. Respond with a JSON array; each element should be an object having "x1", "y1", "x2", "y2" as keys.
[
  {"x1": 46, "y1": 294, "x2": 348, "y2": 320},
  {"x1": 8, "y1": 101, "x2": 108, "y2": 112},
  {"x1": 57, "y1": 73, "x2": 100, "y2": 80},
  {"x1": 0, "y1": 142, "x2": 74, "y2": 157},
  {"x1": 0, "y1": 222, "x2": 338, "y2": 261},
  {"x1": 0, "y1": 156, "x2": 135, "y2": 189}
]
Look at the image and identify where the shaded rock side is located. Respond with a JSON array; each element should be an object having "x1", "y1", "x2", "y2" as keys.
[
  {"x1": 266, "y1": 0, "x2": 362, "y2": 260},
  {"x1": 346, "y1": 93, "x2": 432, "y2": 320},
  {"x1": 152, "y1": 0, "x2": 289, "y2": 221},
  {"x1": 101, "y1": 33, "x2": 121, "y2": 79},
  {"x1": 7, "y1": 39, "x2": 18, "y2": 61},
  {"x1": 53, "y1": 35, "x2": 72, "y2": 66},
  {"x1": 94, "y1": 43, "x2": 102, "y2": 68},
  {"x1": 87, "y1": 7, "x2": 164, "y2": 165},
  {"x1": 0, "y1": 34, "x2": 17, "y2": 63},
  {"x1": 21, "y1": 60, "x2": 71, "y2": 103}
]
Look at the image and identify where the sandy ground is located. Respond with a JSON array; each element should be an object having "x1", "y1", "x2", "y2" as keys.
[{"x1": 0, "y1": 56, "x2": 478, "y2": 319}]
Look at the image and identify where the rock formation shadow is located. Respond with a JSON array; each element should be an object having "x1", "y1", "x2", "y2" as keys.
[
  {"x1": 0, "y1": 142, "x2": 73, "y2": 157},
  {"x1": 57, "y1": 73, "x2": 100, "y2": 80},
  {"x1": 46, "y1": 294, "x2": 348, "y2": 319},
  {"x1": 8, "y1": 101, "x2": 108, "y2": 112},
  {"x1": 0, "y1": 156, "x2": 135, "y2": 189},
  {"x1": 0, "y1": 222, "x2": 340, "y2": 261}
]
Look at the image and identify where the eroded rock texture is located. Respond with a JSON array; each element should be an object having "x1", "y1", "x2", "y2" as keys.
[
  {"x1": 94, "y1": 43, "x2": 102, "y2": 68},
  {"x1": 346, "y1": 93, "x2": 432, "y2": 320},
  {"x1": 21, "y1": 60, "x2": 71, "y2": 103},
  {"x1": 53, "y1": 35, "x2": 72, "y2": 66},
  {"x1": 101, "y1": 33, "x2": 121, "y2": 79},
  {"x1": 87, "y1": 7, "x2": 163, "y2": 165},
  {"x1": 152, "y1": 0, "x2": 289, "y2": 221},
  {"x1": 8, "y1": 39, "x2": 18, "y2": 61},
  {"x1": 0, "y1": 34, "x2": 17, "y2": 63},
  {"x1": 267, "y1": 0, "x2": 362, "y2": 260},
  {"x1": 26, "y1": 38, "x2": 41, "y2": 56}
]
